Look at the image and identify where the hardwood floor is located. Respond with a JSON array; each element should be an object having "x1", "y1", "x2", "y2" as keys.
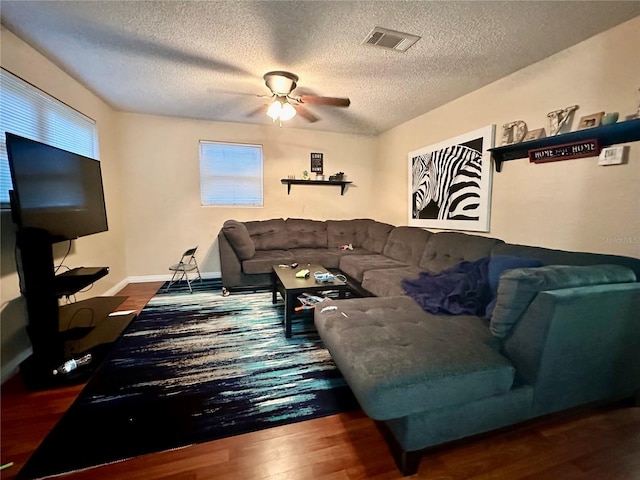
[{"x1": 2, "y1": 282, "x2": 639, "y2": 480}]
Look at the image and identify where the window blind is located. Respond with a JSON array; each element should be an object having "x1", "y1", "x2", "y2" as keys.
[
  {"x1": 0, "y1": 68, "x2": 98, "y2": 207},
  {"x1": 200, "y1": 141, "x2": 263, "y2": 207}
]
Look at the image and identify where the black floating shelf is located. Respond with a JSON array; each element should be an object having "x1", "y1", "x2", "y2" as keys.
[
  {"x1": 281, "y1": 179, "x2": 353, "y2": 195},
  {"x1": 489, "y1": 118, "x2": 640, "y2": 172}
]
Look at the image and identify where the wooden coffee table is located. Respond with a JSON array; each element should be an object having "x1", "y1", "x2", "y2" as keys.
[{"x1": 272, "y1": 264, "x2": 349, "y2": 337}]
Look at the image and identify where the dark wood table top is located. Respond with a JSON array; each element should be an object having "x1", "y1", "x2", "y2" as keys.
[{"x1": 273, "y1": 264, "x2": 347, "y2": 290}]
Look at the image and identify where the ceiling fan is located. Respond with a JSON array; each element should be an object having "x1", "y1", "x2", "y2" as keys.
[{"x1": 251, "y1": 71, "x2": 350, "y2": 124}]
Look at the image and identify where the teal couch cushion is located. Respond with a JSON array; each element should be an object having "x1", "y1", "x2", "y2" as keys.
[
  {"x1": 315, "y1": 296, "x2": 515, "y2": 420},
  {"x1": 485, "y1": 255, "x2": 543, "y2": 317},
  {"x1": 488, "y1": 255, "x2": 543, "y2": 295},
  {"x1": 492, "y1": 243, "x2": 640, "y2": 279},
  {"x1": 490, "y1": 264, "x2": 636, "y2": 338}
]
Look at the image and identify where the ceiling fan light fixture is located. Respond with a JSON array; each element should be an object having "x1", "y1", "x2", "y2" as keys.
[
  {"x1": 264, "y1": 71, "x2": 299, "y2": 96},
  {"x1": 266, "y1": 96, "x2": 296, "y2": 123},
  {"x1": 266, "y1": 99, "x2": 282, "y2": 120},
  {"x1": 257, "y1": 70, "x2": 348, "y2": 125},
  {"x1": 280, "y1": 102, "x2": 296, "y2": 121}
]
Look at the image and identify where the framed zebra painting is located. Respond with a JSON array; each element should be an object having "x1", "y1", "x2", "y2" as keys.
[{"x1": 408, "y1": 125, "x2": 495, "y2": 232}]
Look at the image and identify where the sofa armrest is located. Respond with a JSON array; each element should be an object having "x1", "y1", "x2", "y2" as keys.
[
  {"x1": 222, "y1": 219, "x2": 255, "y2": 259},
  {"x1": 504, "y1": 282, "x2": 640, "y2": 416},
  {"x1": 218, "y1": 230, "x2": 244, "y2": 288}
]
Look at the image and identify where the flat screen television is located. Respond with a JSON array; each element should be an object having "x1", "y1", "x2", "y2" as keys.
[{"x1": 6, "y1": 132, "x2": 108, "y2": 242}]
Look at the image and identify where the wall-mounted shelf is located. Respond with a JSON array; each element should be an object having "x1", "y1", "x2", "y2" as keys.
[
  {"x1": 489, "y1": 118, "x2": 640, "y2": 172},
  {"x1": 281, "y1": 179, "x2": 352, "y2": 195}
]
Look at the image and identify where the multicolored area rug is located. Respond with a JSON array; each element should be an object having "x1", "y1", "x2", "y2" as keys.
[{"x1": 18, "y1": 279, "x2": 358, "y2": 480}]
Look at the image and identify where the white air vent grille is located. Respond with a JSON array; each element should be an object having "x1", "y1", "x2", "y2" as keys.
[{"x1": 362, "y1": 27, "x2": 421, "y2": 53}]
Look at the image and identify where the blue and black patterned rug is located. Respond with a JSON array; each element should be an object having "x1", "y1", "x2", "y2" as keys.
[{"x1": 18, "y1": 279, "x2": 358, "y2": 479}]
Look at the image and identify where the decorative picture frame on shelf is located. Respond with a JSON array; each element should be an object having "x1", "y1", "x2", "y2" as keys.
[
  {"x1": 310, "y1": 152, "x2": 323, "y2": 173},
  {"x1": 577, "y1": 112, "x2": 604, "y2": 130},
  {"x1": 522, "y1": 128, "x2": 546, "y2": 142}
]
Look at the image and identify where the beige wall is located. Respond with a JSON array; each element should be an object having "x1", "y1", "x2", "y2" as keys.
[
  {"x1": 1, "y1": 27, "x2": 127, "y2": 377},
  {"x1": 116, "y1": 113, "x2": 378, "y2": 276},
  {"x1": 375, "y1": 17, "x2": 640, "y2": 258}
]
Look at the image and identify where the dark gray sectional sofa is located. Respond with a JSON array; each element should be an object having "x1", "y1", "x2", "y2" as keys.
[{"x1": 218, "y1": 218, "x2": 640, "y2": 475}]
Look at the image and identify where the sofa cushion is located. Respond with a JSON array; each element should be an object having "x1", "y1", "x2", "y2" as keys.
[
  {"x1": 339, "y1": 254, "x2": 408, "y2": 283},
  {"x1": 315, "y1": 296, "x2": 514, "y2": 420},
  {"x1": 362, "y1": 221, "x2": 395, "y2": 253},
  {"x1": 334, "y1": 246, "x2": 378, "y2": 257},
  {"x1": 485, "y1": 255, "x2": 543, "y2": 317},
  {"x1": 382, "y1": 226, "x2": 432, "y2": 265},
  {"x1": 490, "y1": 264, "x2": 637, "y2": 338},
  {"x1": 222, "y1": 220, "x2": 256, "y2": 260},
  {"x1": 493, "y1": 243, "x2": 640, "y2": 279},
  {"x1": 419, "y1": 232, "x2": 503, "y2": 274},
  {"x1": 488, "y1": 255, "x2": 544, "y2": 295},
  {"x1": 362, "y1": 266, "x2": 423, "y2": 297},
  {"x1": 326, "y1": 219, "x2": 373, "y2": 248},
  {"x1": 285, "y1": 218, "x2": 328, "y2": 248},
  {"x1": 241, "y1": 249, "x2": 295, "y2": 274},
  {"x1": 287, "y1": 248, "x2": 341, "y2": 269},
  {"x1": 244, "y1": 218, "x2": 289, "y2": 250}
]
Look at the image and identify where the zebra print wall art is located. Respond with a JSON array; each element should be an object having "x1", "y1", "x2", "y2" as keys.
[{"x1": 408, "y1": 125, "x2": 495, "y2": 232}]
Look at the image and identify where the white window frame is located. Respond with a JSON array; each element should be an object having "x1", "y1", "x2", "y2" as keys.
[
  {"x1": 200, "y1": 141, "x2": 264, "y2": 207},
  {"x1": 0, "y1": 68, "x2": 98, "y2": 208}
]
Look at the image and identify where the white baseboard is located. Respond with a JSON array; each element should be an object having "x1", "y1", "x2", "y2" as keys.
[{"x1": 103, "y1": 277, "x2": 131, "y2": 296}]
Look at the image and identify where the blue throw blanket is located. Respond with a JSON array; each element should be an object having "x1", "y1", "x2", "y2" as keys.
[{"x1": 402, "y1": 257, "x2": 491, "y2": 316}]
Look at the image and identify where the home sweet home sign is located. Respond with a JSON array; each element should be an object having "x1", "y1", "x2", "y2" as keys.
[{"x1": 529, "y1": 139, "x2": 599, "y2": 164}]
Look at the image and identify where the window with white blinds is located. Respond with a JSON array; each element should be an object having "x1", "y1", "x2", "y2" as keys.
[
  {"x1": 0, "y1": 68, "x2": 98, "y2": 207},
  {"x1": 200, "y1": 141, "x2": 263, "y2": 207}
]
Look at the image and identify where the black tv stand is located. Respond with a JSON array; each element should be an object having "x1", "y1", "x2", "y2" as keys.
[
  {"x1": 55, "y1": 266, "x2": 110, "y2": 297},
  {"x1": 15, "y1": 229, "x2": 133, "y2": 390}
]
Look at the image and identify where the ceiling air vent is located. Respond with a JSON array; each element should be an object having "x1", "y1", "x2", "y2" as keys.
[{"x1": 362, "y1": 27, "x2": 421, "y2": 53}]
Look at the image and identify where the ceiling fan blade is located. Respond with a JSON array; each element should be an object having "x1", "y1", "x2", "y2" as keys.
[
  {"x1": 299, "y1": 95, "x2": 350, "y2": 107},
  {"x1": 295, "y1": 105, "x2": 319, "y2": 123},
  {"x1": 246, "y1": 104, "x2": 268, "y2": 117}
]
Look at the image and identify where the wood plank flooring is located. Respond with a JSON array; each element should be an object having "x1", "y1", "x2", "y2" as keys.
[{"x1": 2, "y1": 282, "x2": 639, "y2": 480}]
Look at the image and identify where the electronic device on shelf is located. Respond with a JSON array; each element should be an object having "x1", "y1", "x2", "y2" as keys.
[{"x1": 55, "y1": 267, "x2": 110, "y2": 297}]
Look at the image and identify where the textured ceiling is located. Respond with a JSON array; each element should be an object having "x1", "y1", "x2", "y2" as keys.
[{"x1": 2, "y1": 1, "x2": 639, "y2": 136}]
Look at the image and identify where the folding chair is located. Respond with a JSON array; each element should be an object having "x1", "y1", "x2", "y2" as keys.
[{"x1": 166, "y1": 247, "x2": 202, "y2": 293}]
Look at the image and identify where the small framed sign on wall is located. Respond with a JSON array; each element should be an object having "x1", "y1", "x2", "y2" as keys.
[{"x1": 310, "y1": 152, "x2": 323, "y2": 173}]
